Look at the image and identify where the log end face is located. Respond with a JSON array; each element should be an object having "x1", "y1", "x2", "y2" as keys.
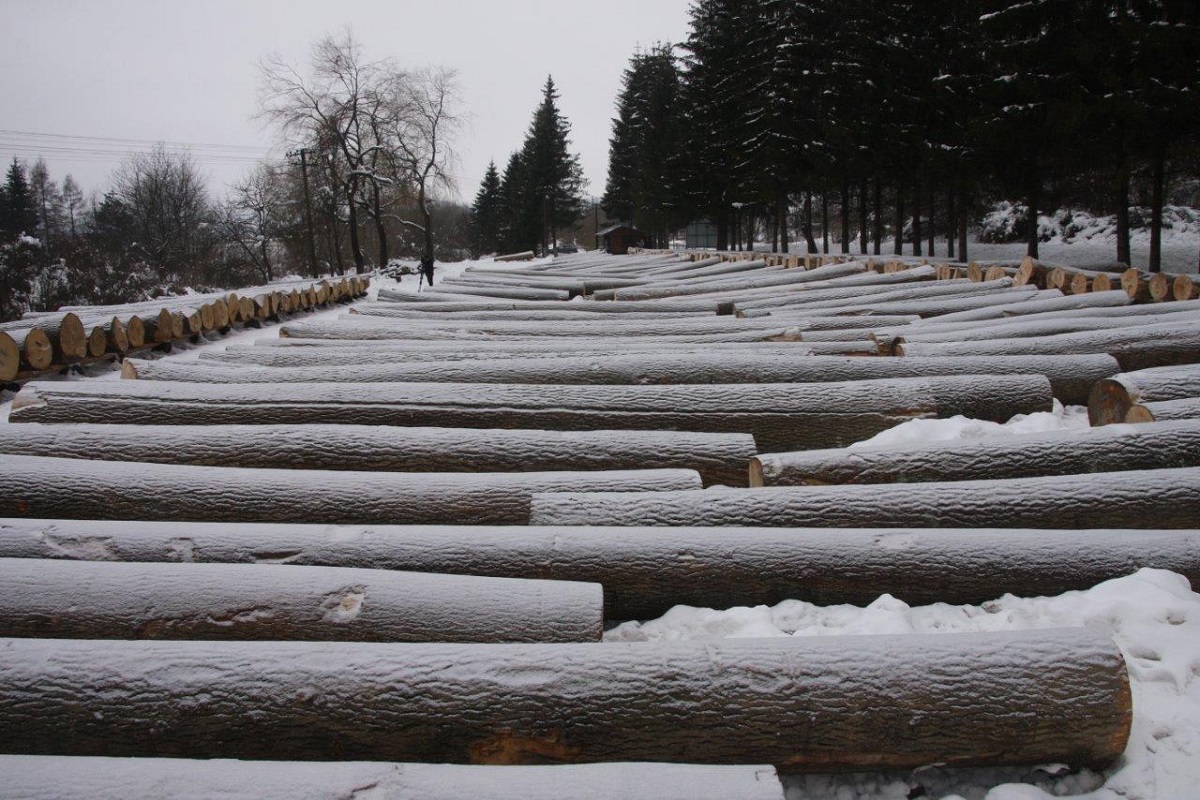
[
  {"x1": 120, "y1": 360, "x2": 140, "y2": 380},
  {"x1": 9, "y1": 384, "x2": 45, "y2": 415},
  {"x1": 468, "y1": 729, "x2": 581, "y2": 766},
  {"x1": 1088, "y1": 378, "x2": 1133, "y2": 427},
  {"x1": 0, "y1": 331, "x2": 19, "y2": 381}
]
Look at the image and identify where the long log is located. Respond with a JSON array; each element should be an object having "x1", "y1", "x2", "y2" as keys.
[
  {"x1": 0, "y1": 424, "x2": 755, "y2": 487},
  {"x1": 424, "y1": 284, "x2": 571, "y2": 301},
  {"x1": 894, "y1": 309, "x2": 1200, "y2": 345},
  {"x1": 738, "y1": 278, "x2": 1012, "y2": 316},
  {"x1": 1088, "y1": 364, "x2": 1200, "y2": 425},
  {"x1": 278, "y1": 319, "x2": 804, "y2": 344},
  {"x1": 321, "y1": 315, "x2": 810, "y2": 338},
  {"x1": 0, "y1": 455, "x2": 700, "y2": 525},
  {"x1": 352, "y1": 306, "x2": 713, "y2": 321},
  {"x1": 908, "y1": 290, "x2": 1133, "y2": 324},
  {"x1": 10, "y1": 375, "x2": 1054, "y2": 452},
  {"x1": 0, "y1": 558, "x2": 601, "y2": 643},
  {"x1": 1126, "y1": 397, "x2": 1200, "y2": 423},
  {"x1": 4, "y1": 518, "x2": 1197, "y2": 618},
  {"x1": 894, "y1": 320, "x2": 1200, "y2": 370},
  {"x1": 726, "y1": 267, "x2": 941, "y2": 312},
  {"x1": 530, "y1": 466, "x2": 1200, "y2": 529},
  {"x1": 0, "y1": 630, "x2": 1131, "y2": 770},
  {"x1": 146, "y1": 354, "x2": 1116, "y2": 406},
  {"x1": 0, "y1": 756, "x2": 785, "y2": 800},
  {"x1": 374, "y1": 294, "x2": 727, "y2": 313},
  {"x1": 751, "y1": 420, "x2": 1200, "y2": 486},
  {"x1": 608, "y1": 261, "x2": 865, "y2": 301}
]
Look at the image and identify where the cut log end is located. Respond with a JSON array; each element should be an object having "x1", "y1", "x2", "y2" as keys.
[
  {"x1": 1126, "y1": 404, "x2": 1156, "y2": 423},
  {"x1": 0, "y1": 332, "x2": 19, "y2": 381},
  {"x1": 119, "y1": 361, "x2": 140, "y2": 380},
  {"x1": 1087, "y1": 378, "x2": 1135, "y2": 427}
]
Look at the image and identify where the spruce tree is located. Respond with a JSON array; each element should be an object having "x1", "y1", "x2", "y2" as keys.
[
  {"x1": 1, "y1": 158, "x2": 36, "y2": 239},
  {"x1": 471, "y1": 160, "x2": 503, "y2": 256},
  {"x1": 519, "y1": 76, "x2": 585, "y2": 254}
]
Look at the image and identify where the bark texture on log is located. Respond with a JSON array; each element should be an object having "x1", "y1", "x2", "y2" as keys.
[
  {"x1": 371, "y1": 295, "x2": 725, "y2": 314},
  {"x1": 530, "y1": 466, "x2": 1200, "y2": 529},
  {"x1": 0, "y1": 424, "x2": 755, "y2": 487},
  {"x1": 0, "y1": 756, "x2": 785, "y2": 800},
  {"x1": 280, "y1": 320, "x2": 803, "y2": 344},
  {"x1": 0, "y1": 558, "x2": 602, "y2": 643},
  {"x1": 610, "y1": 262, "x2": 865, "y2": 301},
  {"x1": 0, "y1": 630, "x2": 1131, "y2": 770},
  {"x1": 10, "y1": 376, "x2": 1053, "y2": 452},
  {"x1": 2, "y1": 519, "x2": 1196, "y2": 619},
  {"x1": 0, "y1": 455, "x2": 701, "y2": 525},
  {"x1": 895, "y1": 310, "x2": 1200, "y2": 345},
  {"x1": 751, "y1": 420, "x2": 1200, "y2": 486},
  {"x1": 1088, "y1": 365, "x2": 1200, "y2": 425},
  {"x1": 1126, "y1": 397, "x2": 1200, "y2": 423},
  {"x1": 5, "y1": 328, "x2": 54, "y2": 371},
  {"x1": 424, "y1": 284, "x2": 571, "y2": 301}
]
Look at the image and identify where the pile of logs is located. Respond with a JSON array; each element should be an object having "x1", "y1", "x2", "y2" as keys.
[
  {"x1": 10, "y1": 245, "x2": 1200, "y2": 792},
  {"x1": 0, "y1": 275, "x2": 368, "y2": 383}
]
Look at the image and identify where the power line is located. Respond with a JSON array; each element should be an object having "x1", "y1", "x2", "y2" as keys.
[{"x1": 0, "y1": 129, "x2": 272, "y2": 154}]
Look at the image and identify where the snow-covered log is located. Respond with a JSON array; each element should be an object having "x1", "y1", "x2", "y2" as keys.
[
  {"x1": 0, "y1": 756, "x2": 785, "y2": 800},
  {"x1": 3, "y1": 328, "x2": 54, "y2": 373},
  {"x1": 530, "y1": 466, "x2": 1200, "y2": 529},
  {"x1": 1173, "y1": 274, "x2": 1200, "y2": 301},
  {"x1": 894, "y1": 309, "x2": 1200, "y2": 345},
  {"x1": 0, "y1": 558, "x2": 602, "y2": 643},
  {"x1": 152, "y1": 353, "x2": 1115, "y2": 405},
  {"x1": 373, "y1": 294, "x2": 726, "y2": 313},
  {"x1": 0, "y1": 629, "x2": 1130, "y2": 770},
  {"x1": 3, "y1": 519, "x2": 1195, "y2": 618},
  {"x1": 736, "y1": 278, "x2": 1011, "y2": 316},
  {"x1": 894, "y1": 320, "x2": 1200, "y2": 370},
  {"x1": 0, "y1": 455, "x2": 700, "y2": 525},
  {"x1": 351, "y1": 306, "x2": 711, "y2": 321},
  {"x1": 608, "y1": 261, "x2": 865, "y2": 301},
  {"x1": 423, "y1": 284, "x2": 571, "y2": 301},
  {"x1": 724, "y1": 267, "x2": 941, "y2": 313},
  {"x1": 1126, "y1": 397, "x2": 1200, "y2": 423},
  {"x1": 321, "y1": 315, "x2": 807, "y2": 338},
  {"x1": 279, "y1": 319, "x2": 803, "y2": 344},
  {"x1": 10, "y1": 376, "x2": 1053, "y2": 452},
  {"x1": 0, "y1": 424, "x2": 754, "y2": 487},
  {"x1": 0, "y1": 332, "x2": 22, "y2": 380},
  {"x1": 751, "y1": 420, "x2": 1200, "y2": 486},
  {"x1": 907, "y1": 290, "x2": 1133, "y2": 324},
  {"x1": 1088, "y1": 365, "x2": 1200, "y2": 425}
]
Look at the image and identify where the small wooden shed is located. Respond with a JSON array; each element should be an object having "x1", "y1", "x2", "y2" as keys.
[{"x1": 598, "y1": 224, "x2": 644, "y2": 255}]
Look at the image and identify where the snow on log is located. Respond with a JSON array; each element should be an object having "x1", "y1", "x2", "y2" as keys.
[
  {"x1": 148, "y1": 353, "x2": 1114, "y2": 406},
  {"x1": 0, "y1": 558, "x2": 602, "y2": 643},
  {"x1": 321, "y1": 315, "x2": 807, "y2": 338},
  {"x1": 724, "y1": 267, "x2": 941, "y2": 313},
  {"x1": 529, "y1": 466, "x2": 1200, "y2": 529},
  {"x1": 894, "y1": 309, "x2": 1200, "y2": 345},
  {"x1": 9, "y1": 376, "x2": 1053, "y2": 452},
  {"x1": 738, "y1": 278, "x2": 1013, "y2": 316},
  {"x1": 0, "y1": 312, "x2": 87, "y2": 364},
  {"x1": 373, "y1": 294, "x2": 726, "y2": 313},
  {"x1": 1126, "y1": 397, "x2": 1200, "y2": 423},
  {"x1": 279, "y1": 319, "x2": 803, "y2": 344},
  {"x1": 894, "y1": 320, "x2": 1200, "y2": 370},
  {"x1": 1088, "y1": 365, "x2": 1200, "y2": 425},
  {"x1": 0, "y1": 424, "x2": 755, "y2": 487},
  {"x1": 3, "y1": 328, "x2": 55, "y2": 372},
  {"x1": 910, "y1": 289, "x2": 1132, "y2": 323},
  {"x1": 2, "y1": 519, "x2": 1196, "y2": 619},
  {"x1": 0, "y1": 454, "x2": 701, "y2": 525},
  {"x1": 751, "y1": 420, "x2": 1200, "y2": 486},
  {"x1": 0, "y1": 629, "x2": 1130, "y2": 770},
  {"x1": 609, "y1": 261, "x2": 866, "y2": 301},
  {"x1": 423, "y1": 284, "x2": 570, "y2": 301},
  {"x1": 352, "y1": 306, "x2": 711, "y2": 321},
  {"x1": 0, "y1": 756, "x2": 785, "y2": 800}
]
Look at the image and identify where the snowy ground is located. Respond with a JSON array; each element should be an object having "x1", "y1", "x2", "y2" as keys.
[{"x1": 2, "y1": 255, "x2": 1197, "y2": 799}]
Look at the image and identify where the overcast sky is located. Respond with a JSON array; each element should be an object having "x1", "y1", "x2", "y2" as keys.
[{"x1": 0, "y1": 0, "x2": 692, "y2": 204}]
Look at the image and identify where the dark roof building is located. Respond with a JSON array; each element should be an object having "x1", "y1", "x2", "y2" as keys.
[{"x1": 597, "y1": 224, "x2": 644, "y2": 255}]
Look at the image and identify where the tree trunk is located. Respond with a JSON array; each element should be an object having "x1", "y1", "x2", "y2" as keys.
[
  {"x1": 872, "y1": 177, "x2": 883, "y2": 255},
  {"x1": 957, "y1": 183, "x2": 969, "y2": 262},
  {"x1": 0, "y1": 631, "x2": 1131, "y2": 770},
  {"x1": 893, "y1": 184, "x2": 904, "y2": 255},
  {"x1": 912, "y1": 181, "x2": 922, "y2": 256},
  {"x1": 0, "y1": 558, "x2": 601, "y2": 643},
  {"x1": 9, "y1": 375, "x2": 1054, "y2": 453},
  {"x1": 1114, "y1": 150, "x2": 1131, "y2": 266},
  {"x1": 372, "y1": 182, "x2": 388, "y2": 268},
  {"x1": 3, "y1": 518, "x2": 1196, "y2": 621},
  {"x1": 821, "y1": 192, "x2": 830, "y2": 253},
  {"x1": 858, "y1": 180, "x2": 868, "y2": 254},
  {"x1": 777, "y1": 187, "x2": 789, "y2": 254},
  {"x1": 345, "y1": 179, "x2": 365, "y2": 274},
  {"x1": 946, "y1": 186, "x2": 956, "y2": 259},
  {"x1": 802, "y1": 192, "x2": 817, "y2": 253},
  {"x1": 840, "y1": 180, "x2": 851, "y2": 254},
  {"x1": 0, "y1": 423, "x2": 756, "y2": 488},
  {"x1": 0, "y1": 757, "x2": 784, "y2": 800},
  {"x1": 1149, "y1": 145, "x2": 1165, "y2": 273},
  {"x1": 752, "y1": 419, "x2": 1200, "y2": 487},
  {"x1": 1026, "y1": 168, "x2": 1040, "y2": 259},
  {"x1": 1089, "y1": 365, "x2": 1200, "y2": 425},
  {"x1": 0, "y1": 454, "x2": 700, "y2": 525},
  {"x1": 532, "y1": 466, "x2": 1200, "y2": 530}
]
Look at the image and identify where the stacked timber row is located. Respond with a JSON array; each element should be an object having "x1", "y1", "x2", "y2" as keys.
[
  {"x1": 4, "y1": 248, "x2": 1186, "y2": 791},
  {"x1": 0, "y1": 274, "x2": 368, "y2": 383}
]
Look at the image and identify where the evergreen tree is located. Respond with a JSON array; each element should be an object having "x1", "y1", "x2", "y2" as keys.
[
  {"x1": 470, "y1": 160, "x2": 503, "y2": 256},
  {"x1": 603, "y1": 44, "x2": 685, "y2": 247},
  {"x1": 1, "y1": 158, "x2": 36, "y2": 239},
  {"x1": 496, "y1": 150, "x2": 538, "y2": 253},
  {"x1": 520, "y1": 76, "x2": 585, "y2": 254}
]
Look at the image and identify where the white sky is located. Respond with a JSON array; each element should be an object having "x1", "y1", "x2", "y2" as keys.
[{"x1": 0, "y1": 0, "x2": 692, "y2": 203}]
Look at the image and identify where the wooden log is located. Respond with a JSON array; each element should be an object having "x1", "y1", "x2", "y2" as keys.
[
  {"x1": 319, "y1": 315, "x2": 806, "y2": 338},
  {"x1": 3, "y1": 327, "x2": 54, "y2": 372},
  {"x1": 1126, "y1": 397, "x2": 1200, "y2": 423},
  {"x1": 609, "y1": 261, "x2": 866, "y2": 301},
  {"x1": 0, "y1": 558, "x2": 602, "y2": 643},
  {"x1": 727, "y1": 266, "x2": 942, "y2": 312},
  {"x1": 742, "y1": 278, "x2": 1014, "y2": 316},
  {"x1": 494, "y1": 249, "x2": 535, "y2": 261},
  {"x1": 4, "y1": 518, "x2": 1197, "y2": 619},
  {"x1": 0, "y1": 312, "x2": 87, "y2": 363},
  {"x1": 374, "y1": 294, "x2": 725, "y2": 313},
  {"x1": 159, "y1": 353, "x2": 1117, "y2": 406},
  {"x1": 895, "y1": 320, "x2": 1200, "y2": 371},
  {"x1": 912, "y1": 290, "x2": 1132, "y2": 324},
  {"x1": 352, "y1": 306, "x2": 714, "y2": 321},
  {"x1": 1120, "y1": 268, "x2": 1153, "y2": 300},
  {"x1": 124, "y1": 314, "x2": 147, "y2": 348},
  {"x1": 84, "y1": 325, "x2": 107, "y2": 358},
  {"x1": 530, "y1": 466, "x2": 1200, "y2": 529},
  {"x1": 751, "y1": 419, "x2": 1200, "y2": 486},
  {"x1": 10, "y1": 375, "x2": 1054, "y2": 452},
  {"x1": 0, "y1": 756, "x2": 785, "y2": 800},
  {"x1": 1173, "y1": 274, "x2": 1200, "y2": 301},
  {"x1": 0, "y1": 331, "x2": 21, "y2": 381},
  {"x1": 0, "y1": 629, "x2": 1131, "y2": 770},
  {"x1": 279, "y1": 319, "x2": 804, "y2": 344},
  {"x1": 425, "y1": 284, "x2": 571, "y2": 301},
  {"x1": 894, "y1": 309, "x2": 1200, "y2": 346},
  {"x1": 0, "y1": 455, "x2": 701, "y2": 525},
  {"x1": 0, "y1": 424, "x2": 756, "y2": 487},
  {"x1": 1148, "y1": 272, "x2": 1173, "y2": 302},
  {"x1": 1088, "y1": 364, "x2": 1200, "y2": 425}
]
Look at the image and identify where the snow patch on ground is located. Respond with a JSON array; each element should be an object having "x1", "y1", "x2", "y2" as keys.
[
  {"x1": 608, "y1": 569, "x2": 1200, "y2": 800},
  {"x1": 848, "y1": 401, "x2": 1090, "y2": 450}
]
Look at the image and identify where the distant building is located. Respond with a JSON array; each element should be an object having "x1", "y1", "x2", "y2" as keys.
[
  {"x1": 597, "y1": 224, "x2": 644, "y2": 255},
  {"x1": 685, "y1": 220, "x2": 719, "y2": 250}
]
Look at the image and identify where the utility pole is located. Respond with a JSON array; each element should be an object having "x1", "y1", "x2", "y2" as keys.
[{"x1": 288, "y1": 148, "x2": 320, "y2": 278}]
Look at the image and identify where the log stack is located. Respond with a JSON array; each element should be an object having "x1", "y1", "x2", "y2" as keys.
[{"x1": 0, "y1": 249, "x2": 1169, "y2": 785}]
